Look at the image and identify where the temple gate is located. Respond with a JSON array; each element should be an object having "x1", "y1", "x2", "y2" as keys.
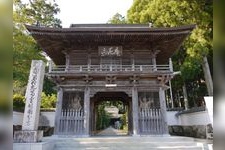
[{"x1": 26, "y1": 24, "x2": 194, "y2": 136}]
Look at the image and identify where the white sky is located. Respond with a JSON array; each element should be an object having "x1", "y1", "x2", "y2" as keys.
[
  {"x1": 21, "y1": 0, "x2": 133, "y2": 27},
  {"x1": 55, "y1": 0, "x2": 133, "y2": 27}
]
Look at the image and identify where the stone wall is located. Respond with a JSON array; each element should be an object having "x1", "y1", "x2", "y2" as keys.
[
  {"x1": 169, "y1": 124, "x2": 213, "y2": 139},
  {"x1": 13, "y1": 111, "x2": 55, "y2": 127},
  {"x1": 13, "y1": 109, "x2": 213, "y2": 138}
]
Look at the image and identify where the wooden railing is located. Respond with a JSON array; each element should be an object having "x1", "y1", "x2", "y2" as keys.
[{"x1": 49, "y1": 64, "x2": 172, "y2": 73}]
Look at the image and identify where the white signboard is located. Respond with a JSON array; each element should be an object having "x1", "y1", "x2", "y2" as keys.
[{"x1": 99, "y1": 46, "x2": 122, "y2": 56}]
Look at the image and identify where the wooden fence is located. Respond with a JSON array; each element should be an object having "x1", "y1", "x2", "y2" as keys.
[
  {"x1": 139, "y1": 108, "x2": 165, "y2": 135},
  {"x1": 58, "y1": 109, "x2": 84, "y2": 135}
]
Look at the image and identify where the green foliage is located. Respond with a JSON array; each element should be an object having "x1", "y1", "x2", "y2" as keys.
[
  {"x1": 95, "y1": 100, "x2": 127, "y2": 130},
  {"x1": 23, "y1": 0, "x2": 62, "y2": 27},
  {"x1": 120, "y1": 112, "x2": 128, "y2": 130},
  {"x1": 127, "y1": 0, "x2": 212, "y2": 60},
  {"x1": 13, "y1": 94, "x2": 25, "y2": 111},
  {"x1": 43, "y1": 77, "x2": 56, "y2": 95},
  {"x1": 41, "y1": 92, "x2": 57, "y2": 109},
  {"x1": 13, "y1": 0, "x2": 61, "y2": 94},
  {"x1": 127, "y1": 0, "x2": 213, "y2": 105},
  {"x1": 13, "y1": 92, "x2": 57, "y2": 110},
  {"x1": 108, "y1": 13, "x2": 127, "y2": 24},
  {"x1": 180, "y1": 57, "x2": 202, "y2": 81},
  {"x1": 96, "y1": 104, "x2": 111, "y2": 130}
]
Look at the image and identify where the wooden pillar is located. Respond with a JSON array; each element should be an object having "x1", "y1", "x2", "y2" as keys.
[
  {"x1": 128, "y1": 100, "x2": 133, "y2": 135},
  {"x1": 132, "y1": 86, "x2": 139, "y2": 135},
  {"x1": 169, "y1": 58, "x2": 173, "y2": 72},
  {"x1": 54, "y1": 87, "x2": 63, "y2": 135},
  {"x1": 131, "y1": 53, "x2": 135, "y2": 71},
  {"x1": 65, "y1": 53, "x2": 70, "y2": 71},
  {"x1": 84, "y1": 87, "x2": 90, "y2": 136},
  {"x1": 90, "y1": 99, "x2": 93, "y2": 135},
  {"x1": 87, "y1": 53, "x2": 91, "y2": 71},
  {"x1": 152, "y1": 57, "x2": 157, "y2": 71},
  {"x1": 48, "y1": 60, "x2": 53, "y2": 73},
  {"x1": 159, "y1": 87, "x2": 169, "y2": 135}
]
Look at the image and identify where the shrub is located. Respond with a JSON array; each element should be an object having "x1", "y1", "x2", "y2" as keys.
[
  {"x1": 13, "y1": 94, "x2": 25, "y2": 111},
  {"x1": 41, "y1": 92, "x2": 57, "y2": 109}
]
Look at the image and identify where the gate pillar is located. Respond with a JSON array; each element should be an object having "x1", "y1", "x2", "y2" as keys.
[
  {"x1": 54, "y1": 87, "x2": 63, "y2": 135},
  {"x1": 159, "y1": 87, "x2": 169, "y2": 135},
  {"x1": 84, "y1": 87, "x2": 90, "y2": 136},
  {"x1": 132, "y1": 86, "x2": 139, "y2": 136}
]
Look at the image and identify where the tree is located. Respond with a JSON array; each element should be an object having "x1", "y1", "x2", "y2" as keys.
[
  {"x1": 24, "y1": 0, "x2": 61, "y2": 28},
  {"x1": 127, "y1": 0, "x2": 213, "y2": 99},
  {"x1": 96, "y1": 102, "x2": 111, "y2": 130},
  {"x1": 13, "y1": 0, "x2": 61, "y2": 94},
  {"x1": 108, "y1": 13, "x2": 127, "y2": 24}
]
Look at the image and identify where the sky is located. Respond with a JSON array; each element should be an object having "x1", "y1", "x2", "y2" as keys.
[{"x1": 55, "y1": 0, "x2": 133, "y2": 27}]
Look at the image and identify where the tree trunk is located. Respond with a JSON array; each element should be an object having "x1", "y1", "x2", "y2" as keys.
[
  {"x1": 182, "y1": 83, "x2": 189, "y2": 110},
  {"x1": 202, "y1": 56, "x2": 213, "y2": 96}
]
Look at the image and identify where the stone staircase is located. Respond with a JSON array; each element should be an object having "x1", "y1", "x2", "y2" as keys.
[{"x1": 47, "y1": 136, "x2": 213, "y2": 150}]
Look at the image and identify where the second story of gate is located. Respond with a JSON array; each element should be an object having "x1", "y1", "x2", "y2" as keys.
[{"x1": 26, "y1": 24, "x2": 195, "y2": 76}]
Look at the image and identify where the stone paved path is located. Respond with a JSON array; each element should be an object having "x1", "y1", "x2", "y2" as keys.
[{"x1": 96, "y1": 126, "x2": 127, "y2": 136}]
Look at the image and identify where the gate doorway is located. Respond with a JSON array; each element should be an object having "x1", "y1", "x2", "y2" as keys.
[{"x1": 90, "y1": 92, "x2": 132, "y2": 136}]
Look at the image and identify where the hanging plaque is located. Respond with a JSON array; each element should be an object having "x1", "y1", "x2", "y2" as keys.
[{"x1": 99, "y1": 46, "x2": 122, "y2": 56}]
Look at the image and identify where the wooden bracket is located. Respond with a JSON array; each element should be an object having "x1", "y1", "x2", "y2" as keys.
[
  {"x1": 105, "y1": 75, "x2": 117, "y2": 84},
  {"x1": 130, "y1": 75, "x2": 140, "y2": 84}
]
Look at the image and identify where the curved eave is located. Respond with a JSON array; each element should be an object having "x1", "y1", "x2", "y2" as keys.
[
  {"x1": 26, "y1": 24, "x2": 195, "y2": 33},
  {"x1": 26, "y1": 24, "x2": 195, "y2": 65}
]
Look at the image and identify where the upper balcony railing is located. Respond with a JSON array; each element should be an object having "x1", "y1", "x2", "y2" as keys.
[{"x1": 48, "y1": 64, "x2": 173, "y2": 74}]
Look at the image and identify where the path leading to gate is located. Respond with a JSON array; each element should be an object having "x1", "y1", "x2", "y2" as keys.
[
  {"x1": 96, "y1": 126, "x2": 127, "y2": 136},
  {"x1": 44, "y1": 136, "x2": 213, "y2": 150}
]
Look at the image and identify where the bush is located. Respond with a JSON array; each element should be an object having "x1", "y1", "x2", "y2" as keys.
[
  {"x1": 13, "y1": 92, "x2": 57, "y2": 110},
  {"x1": 41, "y1": 92, "x2": 57, "y2": 109},
  {"x1": 13, "y1": 94, "x2": 25, "y2": 111}
]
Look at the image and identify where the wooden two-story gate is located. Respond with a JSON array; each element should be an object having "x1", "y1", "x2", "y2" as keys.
[{"x1": 26, "y1": 24, "x2": 194, "y2": 136}]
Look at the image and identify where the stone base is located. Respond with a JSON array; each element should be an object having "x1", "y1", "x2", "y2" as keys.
[
  {"x1": 169, "y1": 125, "x2": 209, "y2": 139},
  {"x1": 13, "y1": 141, "x2": 54, "y2": 150},
  {"x1": 14, "y1": 130, "x2": 43, "y2": 143}
]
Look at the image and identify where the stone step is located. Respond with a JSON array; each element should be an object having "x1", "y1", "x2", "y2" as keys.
[
  {"x1": 48, "y1": 136, "x2": 196, "y2": 143},
  {"x1": 54, "y1": 144, "x2": 204, "y2": 150},
  {"x1": 54, "y1": 145, "x2": 205, "y2": 150},
  {"x1": 54, "y1": 147, "x2": 204, "y2": 150},
  {"x1": 49, "y1": 136, "x2": 212, "y2": 150}
]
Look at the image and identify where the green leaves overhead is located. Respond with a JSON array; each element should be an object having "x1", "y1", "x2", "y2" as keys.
[
  {"x1": 127, "y1": 0, "x2": 212, "y2": 59},
  {"x1": 24, "y1": 0, "x2": 61, "y2": 27},
  {"x1": 13, "y1": 0, "x2": 61, "y2": 93},
  {"x1": 108, "y1": 13, "x2": 127, "y2": 24},
  {"x1": 180, "y1": 57, "x2": 202, "y2": 81},
  {"x1": 127, "y1": 0, "x2": 213, "y2": 102}
]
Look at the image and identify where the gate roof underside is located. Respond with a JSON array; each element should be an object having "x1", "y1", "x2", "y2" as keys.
[{"x1": 26, "y1": 24, "x2": 195, "y2": 65}]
